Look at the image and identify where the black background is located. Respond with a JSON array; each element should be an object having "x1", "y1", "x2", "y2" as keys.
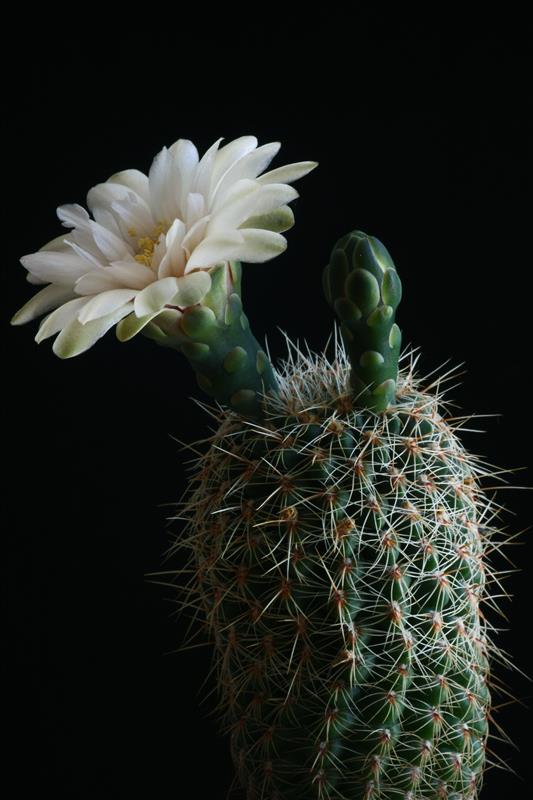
[{"x1": 6, "y1": 15, "x2": 531, "y2": 799}]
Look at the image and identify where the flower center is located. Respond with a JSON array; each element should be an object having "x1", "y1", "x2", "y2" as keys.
[{"x1": 129, "y1": 222, "x2": 168, "y2": 267}]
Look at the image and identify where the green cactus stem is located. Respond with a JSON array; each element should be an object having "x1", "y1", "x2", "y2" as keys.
[
  {"x1": 175, "y1": 336, "x2": 499, "y2": 800},
  {"x1": 141, "y1": 261, "x2": 278, "y2": 418},
  {"x1": 323, "y1": 231, "x2": 402, "y2": 412}
]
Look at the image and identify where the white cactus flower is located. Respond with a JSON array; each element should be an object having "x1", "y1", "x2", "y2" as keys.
[{"x1": 12, "y1": 135, "x2": 317, "y2": 357}]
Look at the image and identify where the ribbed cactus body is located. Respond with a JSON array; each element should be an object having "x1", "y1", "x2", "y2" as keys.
[{"x1": 177, "y1": 341, "x2": 498, "y2": 800}]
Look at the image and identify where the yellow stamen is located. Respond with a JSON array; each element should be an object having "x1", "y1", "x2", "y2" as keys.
[{"x1": 133, "y1": 221, "x2": 169, "y2": 267}]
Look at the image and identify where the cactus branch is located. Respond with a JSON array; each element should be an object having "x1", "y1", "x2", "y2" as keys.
[{"x1": 323, "y1": 230, "x2": 402, "y2": 412}]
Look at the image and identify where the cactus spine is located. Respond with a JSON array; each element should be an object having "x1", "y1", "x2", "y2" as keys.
[{"x1": 168, "y1": 233, "x2": 506, "y2": 800}]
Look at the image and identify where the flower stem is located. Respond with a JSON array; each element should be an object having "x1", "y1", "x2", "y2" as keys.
[{"x1": 143, "y1": 262, "x2": 278, "y2": 418}]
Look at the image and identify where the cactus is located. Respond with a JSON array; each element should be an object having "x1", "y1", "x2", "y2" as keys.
[
  {"x1": 170, "y1": 234, "x2": 507, "y2": 799},
  {"x1": 11, "y1": 137, "x2": 517, "y2": 799}
]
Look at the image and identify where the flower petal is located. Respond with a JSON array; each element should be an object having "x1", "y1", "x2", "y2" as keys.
[
  {"x1": 174, "y1": 271, "x2": 211, "y2": 306},
  {"x1": 77, "y1": 288, "x2": 137, "y2": 324},
  {"x1": 57, "y1": 204, "x2": 91, "y2": 230},
  {"x1": 110, "y1": 198, "x2": 153, "y2": 240},
  {"x1": 181, "y1": 216, "x2": 210, "y2": 260},
  {"x1": 210, "y1": 183, "x2": 298, "y2": 232},
  {"x1": 141, "y1": 309, "x2": 183, "y2": 342},
  {"x1": 244, "y1": 182, "x2": 299, "y2": 217},
  {"x1": 134, "y1": 271, "x2": 211, "y2": 315},
  {"x1": 20, "y1": 251, "x2": 93, "y2": 287},
  {"x1": 25, "y1": 234, "x2": 72, "y2": 283},
  {"x1": 108, "y1": 169, "x2": 150, "y2": 204},
  {"x1": 150, "y1": 235, "x2": 167, "y2": 274},
  {"x1": 86, "y1": 184, "x2": 126, "y2": 230},
  {"x1": 74, "y1": 270, "x2": 121, "y2": 294},
  {"x1": 65, "y1": 237, "x2": 105, "y2": 269},
  {"x1": 88, "y1": 180, "x2": 139, "y2": 215},
  {"x1": 232, "y1": 142, "x2": 281, "y2": 181},
  {"x1": 186, "y1": 192, "x2": 205, "y2": 226},
  {"x1": 170, "y1": 139, "x2": 199, "y2": 211},
  {"x1": 239, "y1": 205, "x2": 294, "y2": 233},
  {"x1": 116, "y1": 309, "x2": 163, "y2": 342},
  {"x1": 35, "y1": 297, "x2": 90, "y2": 342},
  {"x1": 24, "y1": 233, "x2": 74, "y2": 283},
  {"x1": 134, "y1": 277, "x2": 180, "y2": 317},
  {"x1": 102, "y1": 260, "x2": 156, "y2": 289},
  {"x1": 210, "y1": 142, "x2": 281, "y2": 207},
  {"x1": 41, "y1": 234, "x2": 73, "y2": 253},
  {"x1": 193, "y1": 137, "x2": 223, "y2": 197},
  {"x1": 11, "y1": 284, "x2": 76, "y2": 325},
  {"x1": 210, "y1": 177, "x2": 258, "y2": 214},
  {"x1": 27, "y1": 273, "x2": 48, "y2": 285},
  {"x1": 74, "y1": 261, "x2": 155, "y2": 294},
  {"x1": 185, "y1": 231, "x2": 244, "y2": 271},
  {"x1": 210, "y1": 136, "x2": 258, "y2": 194},
  {"x1": 89, "y1": 220, "x2": 133, "y2": 261},
  {"x1": 92, "y1": 208, "x2": 123, "y2": 240},
  {"x1": 88, "y1": 180, "x2": 153, "y2": 228},
  {"x1": 52, "y1": 302, "x2": 134, "y2": 358},
  {"x1": 158, "y1": 218, "x2": 186, "y2": 279},
  {"x1": 149, "y1": 146, "x2": 180, "y2": 222},
  {"x1": 257, "y1": 161, "x2": 318, "y2": 185},
  {"x1": 232, "y1": 229, "x2": 287, "y2": 263}
]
